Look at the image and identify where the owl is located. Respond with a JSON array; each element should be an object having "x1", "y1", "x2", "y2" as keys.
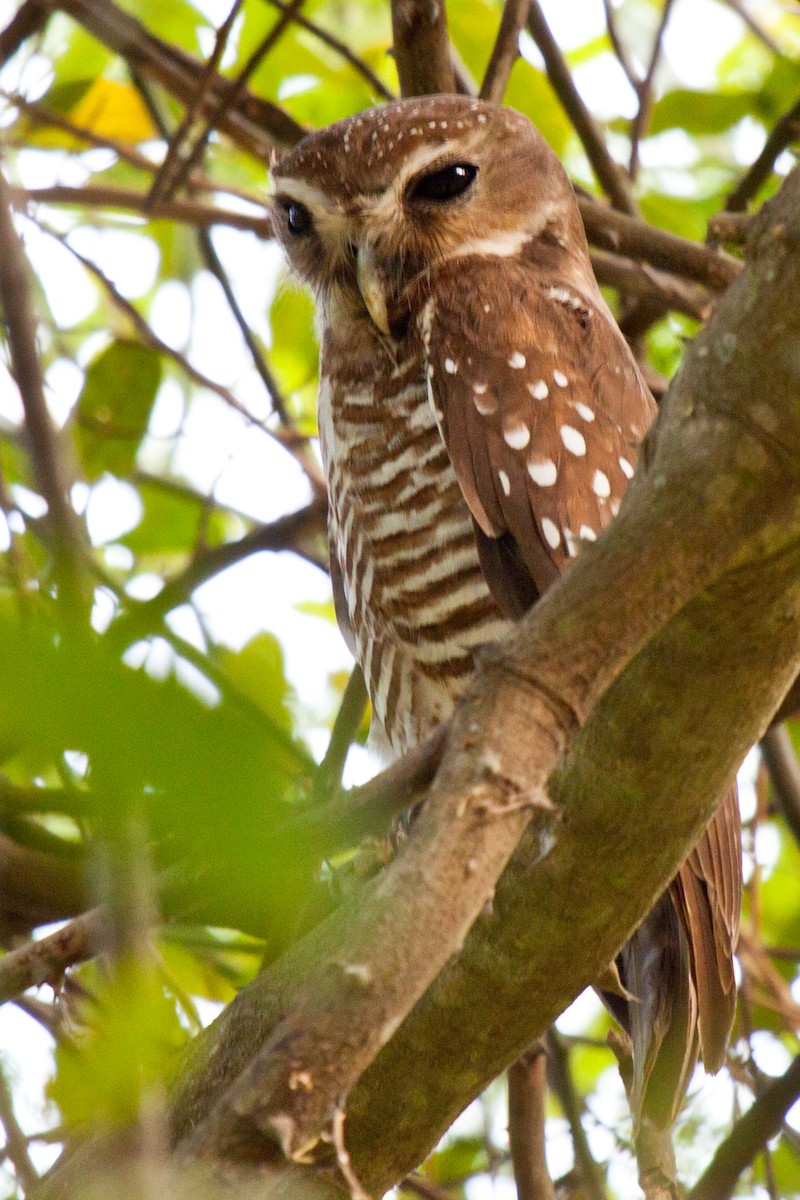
[{"x1": 269, "y1": 95, "x2": 740, "y2": 1128}]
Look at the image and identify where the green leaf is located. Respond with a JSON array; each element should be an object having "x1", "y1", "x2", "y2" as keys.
[
  {"x1": 269, "y1": 281, "x2": 319, "y2": 432},
  {"x1": 504, "y1": 60, "x2": 572, "y2": 155},
  {"x1": 50, "y1": 959, "x2": 186, "y2": 1128},
  {"x1": 72, "y1": 342, "x2": 163, "y2": 481},
  {"x1": 649, "y1": 89, "x2": 755, "y2": 137},
  {"x1": 218, "y1": 632, "x2": 294, "y2": 732},
  {"x1": 122, "y1": 479, "x2": 203, "y2": 558},
  {"x1": 424, "y1": 1135, "x2": 489, "y2": 1185}
]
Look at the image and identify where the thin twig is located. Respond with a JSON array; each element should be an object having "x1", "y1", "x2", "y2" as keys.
[
  {"x1": 314, "y1": 666, "x2": 369, "y2": 803},
  {"x1": 147, "y1": 0, "x2": 245, "y2": 206},
  {"x1": 590, "y1": 248, "x2": 714, "y2": 321},
  {"x1": 0, "y1": 1064, "x2": 38, "y2": 1191},
  {"x1": 726, "y1": 96, "x2": 800, "y2": 212},
  {"x1": 107, "y1": 496, "x2": 327, "y2": 650},
  {"x1": 38, "y1": 220, "x2": 324, "y2": 491},
  {"x1": 527, "y1": 2, "x2": 638, "y2": 214},
  {"x1": 197, "y1": 226, "x2": 291, "y2": 424},
  {"x1": 480, "y1": 0, "x2": 531, "y2": 104},
  {"x1": 546, "y1": 1031, "x2": 607, "y2": 1200},
  {"x1": 0, "y1": 166, "x2": 88, "y2": 612},
  {"x1": 688, "y1": 1055, "x2": 800, "y2": 1200},
  {"x1": 601, "y1": 0, "x2": 638, "y2": 92},
  {"x1": 2, "y1": 91, "x2": 267, "y2": 207},
  {"x1": 760, "y1": 724, "x2": 800, "y2": 849},
  {"x1": 48, "y1": 0, "x2": 305, "y2": 154},
  {"x1": 508, "y1": 1041, "x2": 555, "y2": 1200},
  {"x1": 0, "y1": 906, "x2": 106, "y2": 1004},
  {"x1": 12, "y1": 183, "x2": 272, "y2": 235},
  {"x1": 331, "y1": 1103, "x2": 371, "y2": 1200},
  {"x1": 163, "y1": 0, "x2": 305, "y2": 201},
  {"x1": 628, "y1": 0, "x2": 676, "y2": 179},
  {"x1": 263, "y1": 0, "x2": 395, "y2": 100},
  {"x1": 0, "y1": 0, "x2": 48, "y2": 67},
  {"x1": 722, "y1": 0, "x2": 783, "y2": 57},
  {"x1": 579, "y1": 195, "x2": 741, "y2": 290}
]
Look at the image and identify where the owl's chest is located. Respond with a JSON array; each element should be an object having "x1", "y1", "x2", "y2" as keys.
[{"x1": 317, "y1": 346, "x2": 508, "y2": 749}]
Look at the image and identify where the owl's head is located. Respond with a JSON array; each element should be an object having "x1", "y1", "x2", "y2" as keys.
[{"x1": 270, "y1": 96, "x2": 588, "y2": 337}]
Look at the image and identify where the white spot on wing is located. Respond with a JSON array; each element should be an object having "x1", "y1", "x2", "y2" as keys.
[
  {"x1": 541, "y1": 517, "x2": 561, "y2": 549},
  {"x1": 508, "y1": 352, "x2": 526, "y2": 369},
  {"x1": 503, "y1": 421, "x2": 530, "y2": 450},
  {"x1": 592, "y1": 469, "x2": 611, "y2": 498},
  {"x1": 444, "y1": 358, "x2": 457, "y2": 374},
  {"x1": 560, "y1": 424, "x2": 586, "y2": 456},
  {"x1": 498, "y1": 469, "x2": 511, "y2": 496},
  {"x1": 553, "y1": 370, "x2": 568, "y2": 388},
  {"x1": 529, "y1": 380, "x2": 548, "y2": 400},
  {"x1": 573, "y1": 402, "x2": 595, "y2": 422},
  {"x1": 619, "y1": 456, "x2": 634, "y2": 479},
  {"x1": 579, "y1": 525, "x2": 597, "y2": 541},
  {"x1": 527, "y1": 457, "x2": 557, "y2": 487},
  {"x1": 474, "y1": 391, "x2": 497, "y2": 416}
]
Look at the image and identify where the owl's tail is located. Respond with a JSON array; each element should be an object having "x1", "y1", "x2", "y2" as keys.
[{"x1": 601, "y1": 784, "x2": 741, "y2": 1129}]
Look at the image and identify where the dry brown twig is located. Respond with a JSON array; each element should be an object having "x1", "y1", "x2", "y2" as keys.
[
  {"x1": 0, "y1": 167, "x2": 89, "y2": 611},
  {"x1": 263, "y1": 0, "x2": 395, "y2": 100},
  {"x1": 147, "y1": 0, "x2": 246, "y2": 205},
  {"x1": 480, "y1": 0, "x2": 531, "y2": 104},
  {"x1": 527, "y1": 1, "x2": 638, "y2": 214}
]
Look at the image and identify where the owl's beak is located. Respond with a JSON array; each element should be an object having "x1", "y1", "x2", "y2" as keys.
[{"x1": 355, "y1": 244, "x2": 390, "y2": 336}]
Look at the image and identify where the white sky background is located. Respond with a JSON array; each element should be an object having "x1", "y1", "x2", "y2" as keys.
[{"x1": 0, "y1": 1, "x2": 797, "y2": 1196}]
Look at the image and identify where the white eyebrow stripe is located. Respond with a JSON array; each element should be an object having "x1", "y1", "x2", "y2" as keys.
[{"x1": 271, "y1": 177, "x2": 339, "y2": 213}]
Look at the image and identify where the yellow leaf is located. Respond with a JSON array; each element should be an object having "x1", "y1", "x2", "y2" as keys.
[{"x1": 68, "y1": 78, "x2": 157, "y2": 144}]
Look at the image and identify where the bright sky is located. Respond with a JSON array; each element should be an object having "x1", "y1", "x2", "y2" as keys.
[{"x1": 0, "y1": 1, "x2": 795, "y2": 1196}]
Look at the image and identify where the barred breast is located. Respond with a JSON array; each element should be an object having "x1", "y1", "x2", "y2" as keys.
[{"x1": 318, "y1": 330, "x2": 510, "y2": 753}]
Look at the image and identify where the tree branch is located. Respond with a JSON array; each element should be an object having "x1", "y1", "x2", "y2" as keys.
[
  {"x1": 688, "y1": 1055, "x2": 800, "y2": 1200},
  {"x1": 760, "y1": 724, "x2": 800, "y2": 848},
  {"x1": 479, "y1": 0, "x2": 531, "y2": 104},
  {"x1": 590, "y1": 248, "x2": 714, "y2": 320},
  {"x1": 579, "y1": 197, "x2": 741, "y2": 291},
  {"x1": 726, "y1": 96, "x2": 800, "y2": 213},
  {"x1": 546, "y1": 1032, "x2": 606, "y2": 1200},
  {"x1": 263, "y1": 0, "x2": 395, "y2": 100},
  {"x1": 628, "y1": 0, "x2": 675, "y2": 180},
  {"x1": 508, "y1": 1042, "x2": 554, "y2": 1200},
  {"x1": 0, "y1": 0, "x2": 48, "y2": 67},
  {"x1": 12, "y1": 184, "x2": 272, "y2": 234},
  {"x1": 0, "y1": 168, "x2": 91, "y2": 612},
  {"x1": 147, "y1": 0, "x2": 245, "y2": 206},
  {"x1": 44, "y1": 0, "x2": 305, "y2": 155},
  {"x1": 391, "y1": 0, "x2": 455, "y2": 97},
  {"x1": 526, "y1": 3, "x2": 638, "y2": 214}
]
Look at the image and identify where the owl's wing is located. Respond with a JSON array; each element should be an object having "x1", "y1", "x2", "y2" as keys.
[
  {"x1": 422, "y1": 256, "x2": 655, "y2": 619},
  {"x1": 422, "y1": 255, "x2": 741, "y2": 1127}
]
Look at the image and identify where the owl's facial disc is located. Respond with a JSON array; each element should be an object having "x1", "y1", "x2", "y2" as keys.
[{"x1": 271, "y1": 97, "x2": 582, "y2": 336}]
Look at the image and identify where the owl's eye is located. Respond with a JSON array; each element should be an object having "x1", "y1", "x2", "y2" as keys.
[
  {"x1": 284, "y1": 201, "x2": 313, "y2": 237},
  {"x1": 408, "y1": 162, "x2": 478, "y2": 204}
]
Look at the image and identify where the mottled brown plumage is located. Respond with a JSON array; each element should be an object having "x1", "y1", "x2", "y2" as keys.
[{"x1": 270, "y1": 95, "x2": 741, "y2": 1126}]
